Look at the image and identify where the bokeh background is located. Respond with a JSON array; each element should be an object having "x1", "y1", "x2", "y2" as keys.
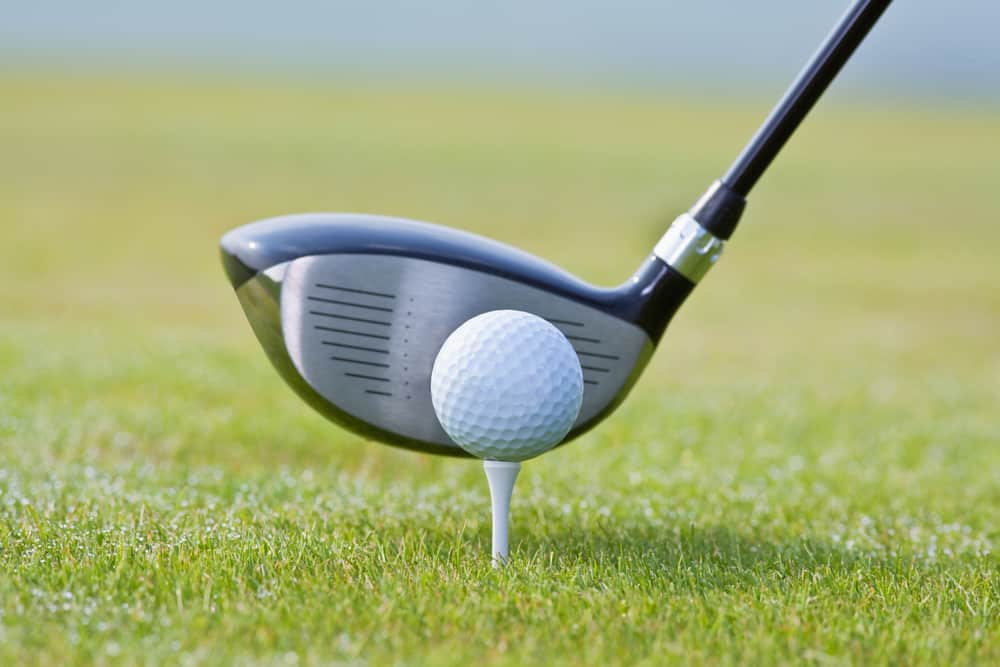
[
  {"x1": 4, "y1": 0, "x2": 1000, "y2": 97},
  {"x1": 1, "y1": 2, "x2": 998, "y2": 665}
]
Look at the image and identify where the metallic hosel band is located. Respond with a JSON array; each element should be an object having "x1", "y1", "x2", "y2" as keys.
[{"x1": 653, "y1": 213, "x2": 725, "y2": 283}]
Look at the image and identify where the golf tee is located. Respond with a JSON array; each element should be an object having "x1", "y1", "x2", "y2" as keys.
[{"x1": 483, "y1": 460, "x2": 521, "y2": 567}]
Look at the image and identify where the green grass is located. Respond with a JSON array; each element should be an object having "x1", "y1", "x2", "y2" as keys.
[{"x1": 1, "y1": 73, "x2": 998, "y2": 665}]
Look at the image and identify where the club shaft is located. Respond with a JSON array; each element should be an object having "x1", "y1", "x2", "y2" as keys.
[{"x1": 723, "y1": 0, "x2": 893, "y2": 197}]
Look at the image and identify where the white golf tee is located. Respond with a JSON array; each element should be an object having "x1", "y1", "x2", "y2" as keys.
[{"x1": 483, "y1": 460, "x2": 521, "y2": 567}]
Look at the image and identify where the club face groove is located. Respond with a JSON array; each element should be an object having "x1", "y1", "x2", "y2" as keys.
[{"x1": 283, "y1": 253, "x2": 649, "y2": 453}]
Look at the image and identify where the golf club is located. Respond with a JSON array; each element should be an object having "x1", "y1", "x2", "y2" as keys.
[{"x1": 221, "y1": 0, "x2": 893, "y2": 456}]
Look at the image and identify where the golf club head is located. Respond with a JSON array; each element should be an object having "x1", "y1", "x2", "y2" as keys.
[{"x1": 221, "y1": 214, "x2": 694, "y2": 456}]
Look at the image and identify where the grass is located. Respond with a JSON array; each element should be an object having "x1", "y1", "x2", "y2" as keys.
[{"x1": 1, "y1": 72, "x2": 998, "y2": 665}]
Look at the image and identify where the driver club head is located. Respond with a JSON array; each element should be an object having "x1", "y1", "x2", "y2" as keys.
[{"x1": 221, "y1": 213, "x2": 695, "y2": 456}]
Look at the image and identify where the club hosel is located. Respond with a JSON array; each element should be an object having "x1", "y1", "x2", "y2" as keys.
[{"x1": 653, "y1": 180, "x2": 745, "y2": 285}]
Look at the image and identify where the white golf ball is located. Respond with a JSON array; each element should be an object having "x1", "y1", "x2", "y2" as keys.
[{"x1": 430, "y1": 310, "x2": 584, "y2": 461}]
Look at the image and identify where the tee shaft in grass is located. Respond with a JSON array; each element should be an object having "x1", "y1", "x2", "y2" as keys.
[{"x1": 484, "y1": 460, "x2": 521, "y2": 567}]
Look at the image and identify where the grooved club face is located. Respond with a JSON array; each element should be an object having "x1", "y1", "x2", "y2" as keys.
[{"x1": 222, "y1": 214, "x2": 691, "y2": 456}]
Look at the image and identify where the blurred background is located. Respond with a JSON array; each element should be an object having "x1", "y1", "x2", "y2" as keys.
[
  {"x1": 3, "y1": 0, "x2": 1000, "y2": 99},
  {"x1": 2, "y1": 0, "x2": 998, "y2": 454},
  {"x1": 2, "y1": 0, "x2": 998, "y2": 463}
]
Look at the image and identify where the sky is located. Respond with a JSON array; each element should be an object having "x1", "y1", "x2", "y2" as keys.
[{"x1": 2, "y1": 1, "x2": 998, "y2": 100}]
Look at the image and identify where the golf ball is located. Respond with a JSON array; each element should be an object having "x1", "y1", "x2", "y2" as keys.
[{"x1": 430, "y1": 310, "x2": 584, "y2": 461}]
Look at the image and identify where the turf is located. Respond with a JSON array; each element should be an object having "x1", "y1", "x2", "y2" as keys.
[{"x1": 1, "y1": 73, "x2": 998, "y2": 666}]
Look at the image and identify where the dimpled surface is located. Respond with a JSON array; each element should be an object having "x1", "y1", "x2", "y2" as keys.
[{"x1": 430, "y1": 310, "x2": 584, "y2": 461}]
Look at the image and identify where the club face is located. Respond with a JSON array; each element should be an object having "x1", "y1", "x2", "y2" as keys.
[{"x1": 222, "y1": 214, "x2": 672, "y2": 456}]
